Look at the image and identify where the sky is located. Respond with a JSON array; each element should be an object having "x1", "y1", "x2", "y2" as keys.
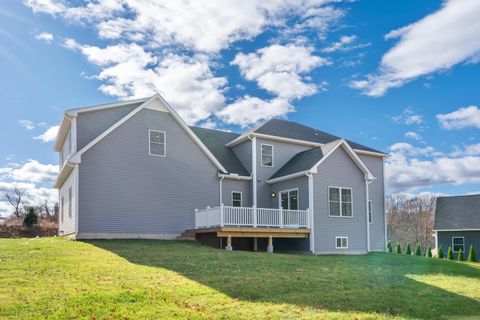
[{"x1": 0, "y1": 0, "x2": 479, "y2": 216}]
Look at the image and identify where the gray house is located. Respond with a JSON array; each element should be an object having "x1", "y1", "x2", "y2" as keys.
[
  {"x1": 434, "y1": 195, "x2": 480, "y2": 259},
  {"x1": 54, "y1": 93, "x2": 387, "y2": 254}
]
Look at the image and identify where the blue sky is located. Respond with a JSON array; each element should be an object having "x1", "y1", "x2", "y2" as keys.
[{"x1": 1, "y1": 0, "x2": 479, "y2": 216}]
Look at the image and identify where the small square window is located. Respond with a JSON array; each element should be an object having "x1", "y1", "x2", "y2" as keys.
[
  {"x1": 149, "y1": 130, "x2": 166, "y2": 157},
  {"x1": 336, "y1": 237, "x2": 348, "y2": 249},
  {"x1": 452, "y1": 237, "x2": 464, "y2": 252},
  {"x1": 232, "y1": 192, "x2": 242, "y2": 207}
]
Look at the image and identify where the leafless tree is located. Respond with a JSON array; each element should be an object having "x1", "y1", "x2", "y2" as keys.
[
  {"x1": 38, "y1": 199, "x2": 56, "y2": 222},
  {"x1": 4, "y1": 187, "x2": 25, "y2": 218}
]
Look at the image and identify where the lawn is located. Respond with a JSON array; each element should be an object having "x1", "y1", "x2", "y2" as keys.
[{"x1": 0, "y1": 238, "x2": 479, "y2": 320}]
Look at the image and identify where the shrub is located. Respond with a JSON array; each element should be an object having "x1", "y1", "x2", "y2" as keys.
[
  {"x1": 437, "y1": 245, "x2": 444, "y2": 259},
  {"x1": 387, "y1": 241, "x2": 393, "y2": 253},
  {"x1": 415, "y1": 243, "x2": 422, "y2": 256},
  {"x1": 395, "y1": 242, "x2": 402, "y2": 254},
  {"x1": 426, "y1": 246, "x2": 432, "y2": 258},
  {"x1": 405, "y1": 243, "x2": 412, "y2": 255},
  {"x1": 457, "y1": 248, "x2": 464, "y2": 261},
  {"x1": 23, "y1": 207, "x2": 38, "y2": 228},
  {"x1": 447, "y1": 247, "x2": 453, "y2": 260},
  {"x1": 467, "y1": 245, "x2": 476, "y2": 262}
]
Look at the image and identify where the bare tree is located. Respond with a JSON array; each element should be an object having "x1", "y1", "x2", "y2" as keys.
[
  {"x1": 4, "y1": 187, "x2": 25, "y2": 218},
  {"x1": 39, "y1": 199, "x2": 56, "y2": 222}
]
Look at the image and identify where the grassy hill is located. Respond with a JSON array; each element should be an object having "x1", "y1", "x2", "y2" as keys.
[{"x1": 0, "y1": 238, "x2": 479, "y2": 319}]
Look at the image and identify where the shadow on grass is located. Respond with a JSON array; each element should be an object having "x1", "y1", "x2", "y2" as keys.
[{"x1": 86, "y1": 240, "x2": 480, "y2": 320}]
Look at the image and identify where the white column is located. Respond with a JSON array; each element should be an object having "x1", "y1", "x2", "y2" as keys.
[
  {"x1": 308, "y1": 173, "x2": 315, "y2": 253},
  {"x1": 220, "y1": 203, "x2": 224, "y2": 227},
  {"x1": 251, "y1": 136, "x2": 257, "y2": 208},
  {"x1": 365, "y1": 179, "x2": 371, "y2": 252},
  {"x1": 219, "y1": 176, "x2": 223, "y2": 206}
]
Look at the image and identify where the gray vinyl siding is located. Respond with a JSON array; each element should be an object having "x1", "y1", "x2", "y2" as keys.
[
  {"x1": 255, "y1": 138, "x2": 310, "y2": 208},
  {"x1": 222, "y1": 179, "x2": 252, "y2": 207},
  {"x1": 437, "y1": 231, "x2": 480, "y2": 260},
  {"x1": 76, "y1": 103, "x2": 141, "y2": 150},
  {"x1": 59, "y1": 167, "x2": 76, "y2": 235},
  {"x1": 270, "y1": 176, "x2": 309, "y2": 210},
  {"x1": 359, "y1": 154, "x2": 386, "y2": 251},
  {"x1": 313, "y1": 147, "x2": 368, "y2": 253},
  {"x1": 232, "y1": 140, "x2": 252, "y2": 174},
  {"x1": 78, "y1": 108, "x2": 219, "y2": 236}
]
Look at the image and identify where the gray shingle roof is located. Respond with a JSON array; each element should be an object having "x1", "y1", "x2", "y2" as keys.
[
  {"x1": 255, "y1": 119, "x2": 386, "y2": 154},
  {"x1": 190, "y1": 126, "x2": 250, "y2": 176},
  {"x1": 435, "y1": 195, "x2": 480, "y2": 230},
  {"x1": 269, "y1": 147, "x2": 324, "y2": 180}
]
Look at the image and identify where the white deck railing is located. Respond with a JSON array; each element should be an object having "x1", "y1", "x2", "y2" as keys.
[{"x1": 195, "y1": 205, "x2": 310, "y2": 229}]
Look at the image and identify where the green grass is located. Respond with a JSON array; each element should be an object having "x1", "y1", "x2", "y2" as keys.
[{"x1": 1, "y1": 238, "x2": 479, "y2": 320}]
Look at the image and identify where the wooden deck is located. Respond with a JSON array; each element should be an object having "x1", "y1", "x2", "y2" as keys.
[{"x1": 189, "y1": 226, "x2": 310, "y2": 238}]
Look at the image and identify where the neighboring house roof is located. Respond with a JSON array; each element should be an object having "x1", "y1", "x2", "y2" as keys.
[
  {"x1": 269, "y1": 147, "x2": 323, "y2": 180},
  {"x1": 190, "y1": 126, "x2": 250, "y2": 176},
  {"x1": 434, "y1": 195, "x2": 480, "y2": 230}
]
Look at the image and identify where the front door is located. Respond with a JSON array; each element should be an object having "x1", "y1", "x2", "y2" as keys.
[{"x1": 279, "y1": 189, "x2": 298, "y2": 210}]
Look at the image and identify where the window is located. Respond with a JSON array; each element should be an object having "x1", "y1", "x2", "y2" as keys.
[
  {"x1": 280, "y1": 189, "x2": 298, "y2": 210},
  {"x1": 68, "y1": 187, "x2": 72, "y2": 218},
  {"x1": 368, "y1": 200, "x2": 372, "y2": 223},
  {"x1": 336, "y1": 236, "x2": 348, "y2": 249},
  {"x1": 232, "y1": 192, "x2": 242, "y2": 207},
  {"x1": 329, "y1": 187, "x2": 352, "y2": 217},
  {"x1": 149, "y1": 130, "x2": 166, "y2": 156},
  {"x1": 261, "y1": 144, "x2": 273, "y2": 167},
  {"x1": 452, "y1": 237, "x2": 464, "y2": 252},
  {"x1": 61, "y1": 196, "x2": 64, "y2": 223}
]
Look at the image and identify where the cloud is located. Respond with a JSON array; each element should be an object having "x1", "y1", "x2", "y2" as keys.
[
  {"x1": 404, "y1": 131, "x2": 422, "y2": 141},
  {"x1": 386, "y1": 142, "x2": 480, "y2": 192},
  {"x1": 34, "y1": 32, "x2": 54, "y2": 43},
  {"x1": 436, "y1": 105, "x2": 480, "y2": 129},
  {"x1": 23, "y1": 0, "x2": 65, "y2": 15},
  {"x1": 0, "y1": 160, "x2": 58, "y2": 184},
  {"x1": 321, "y1": 35, "x2": 370, "y2": 53},
  {"x1": 351, "y1": 0, "x2": 480, "y2": 96},
  {"x1": 217, "y1": 96, "x2": 293, "y2": 127},
  {"x1": 232, "y1": 44, "x2": 328, "y2": 100},
  {"x1": 0, "y1": 181, "x2": 57, "y2": 217},
  {"x1": 390, "y1": 107, "x2": 424, "y2": 125},
  {"x1": 19, "y1": 119, "x2": 35, "y2": 130},
  {"x1": 34, "y1": 125, "x2": 59, "y2": 143},
  {"x1": 450, "y1": 143, "x2": 480, "y2": 156}
]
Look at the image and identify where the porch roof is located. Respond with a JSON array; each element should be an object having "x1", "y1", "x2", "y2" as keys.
[{"x1": 269, "y1": 147, "x2": 323, "y2": 180}]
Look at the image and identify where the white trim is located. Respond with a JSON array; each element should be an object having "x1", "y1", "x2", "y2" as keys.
[
  {"x1": 308, "y1": 173, "x2": 315, "y2": 253},
  {"x1": 260, "y1": 143, "x2": 274, "y2": 167},
  {"x1": 328, "y1": 186, "x2": 353, "y2": 218},
  {"x1": 251, "y1": 136, "x2": 257, "y2": 208},
  {"x1": 148, "y1": 129, "x2": 166, "y2": 157},
  {"x1": 434, "y1": 228, "x2": 480, "y2": 231},
  {"x1": 335, "y1": 236, "x2": 349, "y2": 249},
  {"x1": 278, "y1": 188, "x2": 300, "y2": 210},
  {"x1": 231, "y1": 191, "x2": 242, "y2": 207},
  {"x1": 383, "y1": 158, "x2": 387, "y2": 251},
  {"x1": 65, "y1": 97, "x2": 149, "y2": 116},
  {"x1": 452, "y1": 236, "x2": 465, "y2": 252},
  {"x1": 354, "y1": 149, "x2": 389, "y2": 158},
  {"x1": 74, "y1": 164, "x2": 79, "y2": 234},
  {"x1": 218, "y1": 173, "x2": 252, "y2": 180},
  {"x1": 66, "y1": 93, "x2": 228, "y2": 173},
  {"x1": 366, "y1": 181, "x2": 371, "y2": 252},
  {"x1": 434, "y1": 231, "x2": 438, "y2": 251},
  {"x1": 266, "y1": 170, "x2": 310, "y2": 184}
]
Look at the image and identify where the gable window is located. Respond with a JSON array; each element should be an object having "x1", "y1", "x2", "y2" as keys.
[
  {"x1": 452, "y1": 237, "x2": 464, "y2": 252},
  {"x1": 368, "y1": 200, "x2": 372, "y2": 223},
  {"x1": 329, "y1": 187, "x2": 352, "y2": 217},
  {"x1": 280, "y1": 189, "x2": 298, "y2": 210},
  {"x1": 68, "y1": 187, "x2": 72, "y2": 218},
  {"x1": 336, "y1": 236, "x2": 348, "y2": 249},
  {"x1": 149, "y1": 130, "x2": 166, "y2": 157},
  {"x1": 261, "y1": 144, "x2": 273, "y2": 167},
  {"x1": 232, "y1": 192, "x2": 242, "y2": 207},
  {"x1": 61, "y1": 196, "x2": 64, "y2": 223}
]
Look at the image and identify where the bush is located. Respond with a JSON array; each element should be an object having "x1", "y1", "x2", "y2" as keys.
[
  {"x1": 387, "y1": 241, "x2": 393, "y2": 253},
  {"x1": 426, "y1": 246, "x2": 432, "y2": 258},
  {"x1": 23, "y1": 207, "x2": 38, "y2": 228},
  {"x1": 395, "y1": 242, "x2": 402, "y2": 254},
  {"x1": 467, "y1": 245, "x2": 476, "y2": 262},
  {"x1": 437, "y1": 245, "x2": 444, "y2": 259},
  {"x1": 405, "y1": 243, "x2": 412, "y2": 255},
  {"x1": 447, "y1": 247, "x2": 453, "y2": 260},
  {"x1": 415, "y1": 243, "x2": 422, "y2": 256},
  {"x1": 457, "y1": 248, "x2": 464, "y2": 261}
]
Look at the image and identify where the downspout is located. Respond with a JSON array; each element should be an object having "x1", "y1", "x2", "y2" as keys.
[
  {"x1": 383, "y1": 158, "x2": 387, "y2": 251},
  {"x1": 307, "y1": 172, "x2": 315, "y2": 253},
  {"x1": 248, "y1": 135, "x2": 257, "y2": 209},
  {"x1": 219, "y1": 174, "x2": 224, "y2": 205},
  {"x1": 365, "y1": 178, "x2": 372, "y2": 252}
]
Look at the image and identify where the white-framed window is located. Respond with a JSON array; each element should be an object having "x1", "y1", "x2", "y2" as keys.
[
  {"x1": 336, "y1": 236, "x2": 348, "y2": 249},
  {"x1": 452, "y1": 237, "x2": 465, "y2": 252},
  {"x1": 61, "y1": 196, "x2": 64, "y2": 223},
  {"x1": 368, "y1": 200, "x2": 372, "y2": 224},
  {"x1": 149, "y1": 130, "x2": 166, "y2": 157},
  {"x1": 329, "y1": 187, "x2": 352, "y2": 217},
  {"x1": 232, "y1": 192, "x2": 242, "y2": 207},
  {"x1": 279, "y1": 189, "x2": 299, "y2": 210},
  {"x1": 261, "y1": 144, "x2": 273, "y2": 167},
  {"x1": 68, "y1": 187, "x2": 72, "y2": 218}
]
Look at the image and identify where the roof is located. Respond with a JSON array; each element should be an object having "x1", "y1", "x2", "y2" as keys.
[
  {"x1": 255, "y1": 119, "x2": 386, "y2": 155},
  {"x1": 190, "y1": 126, "x2": 250, "y2": 176},
  {"x1": 269, "y1": 147, "x2": 323, "y2": 180},
  {"x1": 435, "y1": 195, "x2": 480, "y2": 230}
]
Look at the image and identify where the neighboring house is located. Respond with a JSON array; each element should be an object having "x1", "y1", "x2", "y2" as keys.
[
  {"x1": 434, "y1": 195, "x2": 480, "y2": 259},
  {"x1": 54, "y1": 93, "x2": 387, "y2": 254}
]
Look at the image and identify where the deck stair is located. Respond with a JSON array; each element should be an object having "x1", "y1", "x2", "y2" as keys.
[{"x1": 177, "y1": 229, "x2": 196, "y2": 241}]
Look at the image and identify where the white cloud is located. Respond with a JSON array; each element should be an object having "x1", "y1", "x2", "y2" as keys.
[
  {"x1": 34, "y1": 32, "x2": 54, "y2": 43},
  {"x1": 351, "y1": 0, "x2": 480, "y2": 96},
  {"x1": 436, "y1": 105, "x2": 480, "y2": 129},
  {"x1": 0, "y1": 160, "x2": 58, "y2": 184},
  {"x1": 232, "y1": 44, "x2": 328, "y2": 99},
  {"x1": 0, "y1": 181, "x2": 57, "y2": 217},
  {"x1": 23, "y1": 0, "x2": 65, "y2": 15},
  {"x1": 388, "y1": 143, "x2": 441, "y2": 157},
  {"x1": 390, "y1": 107, "x2": 424, "y2": 125},
  {"x1": 322, "y1": 35, "x2": 358, "y2": 53},
  {"x1": 450, "y1": 143, "x2": 480, "y2": 156},
  {"x1": 34, "y1": 125, "x2": 59, "y2": 143},
  {"x1": 404, "y1": 131, "x2": 422, "y2": 141},
  {"x1": 217, "y1": 96, "x2": 293, "y2": 127},
  {"x1": 19, "y1": 119, "x2": 35, "y2": 130}
]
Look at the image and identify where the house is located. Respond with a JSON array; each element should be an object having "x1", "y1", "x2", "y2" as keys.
[
  {"x1": 54, "y1": 93, "x2": 387, "y2": 254},
  {"x1": 434, "y1": 195, "x2": 480, "y2": 258}
]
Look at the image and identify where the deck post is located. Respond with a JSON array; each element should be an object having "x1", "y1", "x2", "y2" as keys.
[
  {"x1": 253, "y1": 205, "x2": 257, "y2": 228},
  {"x1": 194, "y1": 209, "x2": 198, "y2": 228},
  {"x1": 225, "y1": 235, "x2": 233, "y2": 251},
  {"x1": 279, "y1": 207, "x2": 283, "y2": 228},
  {"x1": 267, "y1": 236, "x2": 273, "y2": 253},
  {"x1": 206, "y1": 206, "x2": 210, "y2": 228},
  {"x1": 220, "y1": 203, "x2": 224, "y2": 227}
]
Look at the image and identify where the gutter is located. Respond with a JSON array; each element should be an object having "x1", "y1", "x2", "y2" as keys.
[
  {"x1": 266, "y1": 170, "x2": 311, "y2": 184},
  {"x1": 217, "y1": 173, "x2": 252, "y2": 181}
]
